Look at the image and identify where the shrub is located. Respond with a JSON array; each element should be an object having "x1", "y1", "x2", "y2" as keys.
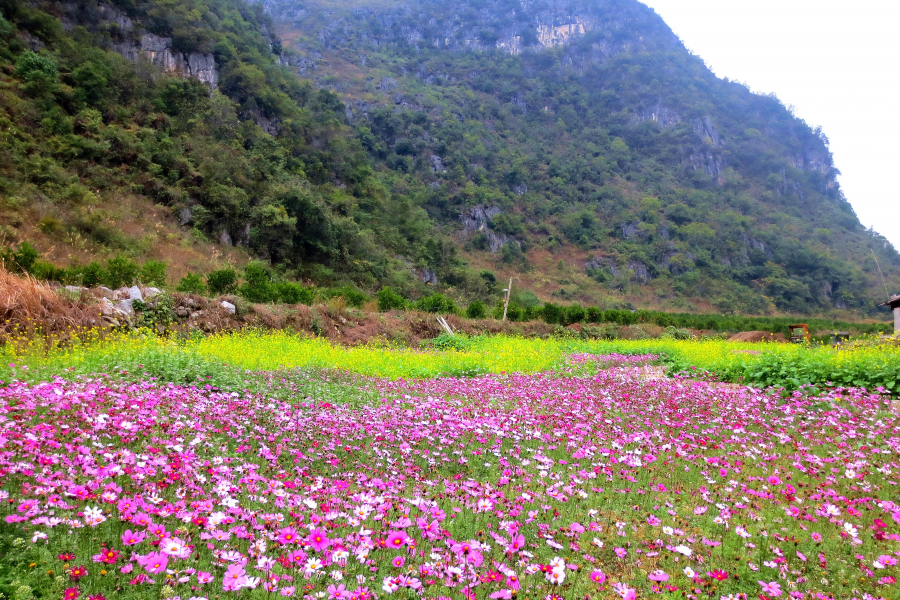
[
  {"x1": 662, "y1": 326, "x2": 695, "y2": 340},
  {"x1": 541, "y1": 302, "x2": 563, "y2": 325},
  {"x1": 0, "y1": 242, "x2": 40, "y2": 274},
  {"x1": 240, "y1": 262, "x2": 275, "y2": 303},
  {"x1": 105, "y1": 256, "x2": 139, "y2": 289},
  {"x1": 465, "y1": 300, "x2": 486, "y2": 319},
  {"x1": 141, "y1": 260, "x2": 167, "y2": 287},
  {"x1": 176, "y1": 273, "x2": 206, "y2": 295},
  {"x1": 376, "y1": 286, "x2": 408, "y2": 311},
  {"x1": 80, "y1": 262, "x2": 106, "y2": 287},
  {"x1": 274, "y1": 281, "x2": 315, "y2": 305},
  {"x1": 326, "y1": 285, "x2": 369, "y2": 308},
  {"x1": 415, "y1": 293, "x2": 458, "y2": 314},
  {"x1": 563, "y1": 304, "x2": 586, "y2": 325},
  {"x1": 206, "y1": 268, "x2": 238, "y2": 295}
]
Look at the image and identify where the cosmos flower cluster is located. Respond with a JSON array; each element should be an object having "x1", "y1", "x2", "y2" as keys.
[{"x1": 0, "y1": 354, "x2": 897, "y2": 599}]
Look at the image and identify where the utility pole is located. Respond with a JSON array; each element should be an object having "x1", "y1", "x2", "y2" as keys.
[{"x1": 502, "y1": 278, "x2": 512, "y2": 321}]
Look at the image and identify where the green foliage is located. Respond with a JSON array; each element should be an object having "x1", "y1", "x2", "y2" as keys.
[
  {"x1": 415, "y1": 293, "x2": 458, "y2": 314},
  {"x1": 0, "y1": 243, "x2": 39, "y2": 274},
  {"x1": 176, "y1": 273, "x2": 207, "y2": 294},
  {"x1": 133, "y1": 293, "x2": 176, "y2": 330},
  {"x1": 207, "y1": 268, "x2": 238, "y2": 296},
  {"x1": 80, "y1": 262, "x2": 106, "y2": 288},
  {"x1": 465, "y1": 300, "x2": 486, "y2": 319},
  {"x1": 240, "y1": 262, "x2": 275, "y2": 303},
  {"x1": 140, "y1": 260, "x2": 167, "y2": 287},
  {"x1": 273, "y1": 281, "x2": 315, "y2": 305},
  {"x1": 104, "y1": 256, "x2": 139, "y2": 289},
  {"x1": 324, "y1": 286, "x2": 369, "y2": 308},
  {"x1": 376, "y1": 286, "x2": 408, "y2": 311}
]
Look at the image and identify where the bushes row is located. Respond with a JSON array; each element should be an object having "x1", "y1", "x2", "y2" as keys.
[
  {"x1": 373, "y1": 284, "x2": 891, "y2": 336},
  {"x1": 2, "y1": 243, "x2": 167, "y2": 288},
  {"x1": 4, "y1": 242, "x2": 891, "y2": 335}
]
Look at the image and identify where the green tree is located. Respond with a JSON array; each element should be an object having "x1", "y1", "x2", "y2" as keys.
[
  {"x1": 207, "y1": 268, "x2": 238, "y2": 296},
  {"x1": 377, "y1": 286, "x2": 408, "y2": 311}
]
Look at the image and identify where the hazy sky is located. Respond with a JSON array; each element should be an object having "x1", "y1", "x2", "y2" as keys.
[{"x1": 641, "y1": 0, "x2": 900, "y2": 249}]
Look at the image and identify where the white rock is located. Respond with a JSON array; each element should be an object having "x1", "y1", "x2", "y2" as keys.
[
  {"x1": 220, "y1": 301, "x2": 236, "y2": 315},
  {"x1": 116, "y1": 299, "x2": 135, "y2": 316},
  {"x1": 128, "y1": 286, "x2": 143, "y2": 301},
  {"x1": 144, "y1": 287, "x2": 162, "y2": 299}
]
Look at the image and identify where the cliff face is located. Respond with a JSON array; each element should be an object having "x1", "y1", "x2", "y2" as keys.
[
  {"x1": 116, "y1": 33, "x2": 219, "y2": 89},
  {"x1": 56, "y1": 2, "x2": 219, "y2": 89}
]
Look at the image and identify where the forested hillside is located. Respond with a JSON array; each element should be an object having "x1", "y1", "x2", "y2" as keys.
[{"x1": 0, "y1": 0, "x2": 897, "y2": 318}]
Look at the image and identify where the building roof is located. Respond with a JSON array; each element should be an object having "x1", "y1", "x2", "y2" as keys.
[{"x1": 879, "y1": 295, "x2": 900, "y2": 309}]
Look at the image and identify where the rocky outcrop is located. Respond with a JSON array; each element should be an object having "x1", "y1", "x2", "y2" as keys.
[
  {"x1": 459, "y1": 206, "x2": 520, "y2": 253},
  {"x1": 93, "y1": 3, "x2": 218, "y2": 89},
  {"x1": 114, "y1": 34, "x2": 218, "y2": 89},
  {"x1": 687, "y1": 116, "x2": 725, "y2": 182}
]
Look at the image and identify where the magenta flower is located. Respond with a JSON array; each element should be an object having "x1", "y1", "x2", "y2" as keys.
[
  {"x1": 759, "y1": 581, "x2": 783, "y2": 596},
  {"x1": 589, "y1": 569, "x2": 606, "y2": 584},
  {"x1": 385, "y1": 530, "x2": 408, "y2": 550},
  {"x1": 327, "y1": 583, "x2": 350, "y2": 599},
  {"x1": 139, "y1": 552, "x2": 168, "y2": 575},
  {"x1": 307, "y1": 527, "x2": 331, "y2": 552},
  {"x1": 276, "y1": 526, "x2": 299, "y2": 545},
  {"x1": 648, "y1": 570, "x2": 669, "y2": 582},
  {"x1": 121, "y1": 530, "x2": 145, "y2": 546},
  {"x1": 222, "y1": 564, "x2": 247, "y2": 591}
]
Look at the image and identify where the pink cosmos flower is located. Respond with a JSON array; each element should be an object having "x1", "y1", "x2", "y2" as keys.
[
  {"x1": 223, "y1": 564, "x2": 247, "y2": 591},
  {"x1": 197, "y1": 571, "x2": 213, "y2": 584},
  {"x1": 121, "y1": 530, "x2": 145, "y2": 546},
  {"x1": 385, "y1": 530, "x2": 408, "y2": 550},
  {"x1": 648, "y1": 570, "x2": 669, "y2": 582},
  {"x1": 307, "y1": 527, "x2": 331, "y2": 552},
  {"x1": 280, "y1": 586, "x2": 296, "y2": 597},
  {"x1": 276, "y1": 526, "x2": 299, "y2": 545},
  {"x1": 392, "y1": 555, "x2": 405, "y2": 568},
  {"x1": 327, "y1": 583, "x2": 351, "y2": 599},
  {"x1": 767, "y1": 475, "x2": 782, "y2": 485},
  {"x1": 589, "y1": 569, "x2": 606, "y2": 584},
  {"x1": 140, "y1": 552, "x2": 168, "y2": 575},
  {"x1": 506, "y1": 533, "x2": 524, "y2": 553},
  {"x1": 759, "y1": 581, "x2": 782, "y2": 596}
]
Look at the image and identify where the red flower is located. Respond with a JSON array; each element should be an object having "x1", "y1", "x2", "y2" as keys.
[
  {"x1": 708, "y1": 569, "x2": 729, "y2": 581},
  {"x1": 63, "y1": 588, "x2": 80, "y2": 600},
  {"x1": 69, "y1": 565, "x2": 88, "y2": 580},
  {"x1": 58, "y1": 552, "x2": 75, "y2": 562}
]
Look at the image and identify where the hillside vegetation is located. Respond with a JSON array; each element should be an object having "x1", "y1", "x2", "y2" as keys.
[{"x1": 0, "y1": 0, "x2": 897, "y2": 323}]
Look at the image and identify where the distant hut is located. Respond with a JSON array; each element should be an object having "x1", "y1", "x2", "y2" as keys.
[{"x1": 880, "y1": 295, "x2": 900, "y2": 334}]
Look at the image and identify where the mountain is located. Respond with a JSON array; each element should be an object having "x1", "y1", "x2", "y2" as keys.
[{"x1": 0, "y1": 0, "x2": 897, "y2": 318}]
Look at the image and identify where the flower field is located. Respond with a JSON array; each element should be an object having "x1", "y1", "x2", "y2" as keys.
[{"x1": 0, "y1": 336, "x2": 899, "y2": 600}]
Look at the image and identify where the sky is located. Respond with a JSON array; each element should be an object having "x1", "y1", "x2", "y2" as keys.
[{"x1": 641, "y1": 0, "x2": 900, "y2": 249}]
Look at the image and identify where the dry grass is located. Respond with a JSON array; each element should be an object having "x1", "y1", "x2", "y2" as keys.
[{"x1": 0, "y1": 267, "x2": 104, "y2": 342}]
